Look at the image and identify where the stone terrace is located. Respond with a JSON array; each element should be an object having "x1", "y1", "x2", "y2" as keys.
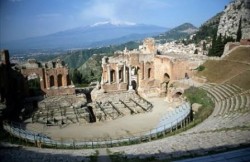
[{"x1": 109, "y1": 83, "x2": 250, "y2": 159}]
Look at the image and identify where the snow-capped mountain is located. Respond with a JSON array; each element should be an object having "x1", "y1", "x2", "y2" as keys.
[
  {"x1": 2, "y1": 21, "x2": 169, "y2": 50},
  {"x1": 90, "y1": 20, "x2": 136, "y2": 27}
]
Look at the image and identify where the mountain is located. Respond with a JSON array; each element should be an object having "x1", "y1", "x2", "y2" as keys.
[
  {"x1": 154, "y1": 23, "x2": 198, "y2": 43},
  {"x1": 217, "y1": 0, "x2": 250, "y2": 39},
  {"x1": 192, "y1": 12, "x2": 223, "y2": 42},
  {"x1": 1, "y1": 21, "x2": 168, "y2": 50}
]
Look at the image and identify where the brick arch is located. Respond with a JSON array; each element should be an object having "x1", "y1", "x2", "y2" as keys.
[
  {"x1": 49, "y1": 75, "x2": 55, "y2": 87},
  {"x1": 163, "y1": 73, "x2": 170, "y2": 82},
  {"x1": 66, "y1": 75, "x2": 71, "y2": 86},
  {"x1": 148, "y1": 68, "x2": 151, "y2": 78},
  {"x1": 57, "y1": 74, "x2": 63, "y2": 87},
  {"x1": 110, "y1": 69, "x2": 116, "y2": 83}
]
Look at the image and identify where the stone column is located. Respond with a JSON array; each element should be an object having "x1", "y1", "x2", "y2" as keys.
[
  {"x1": 123, "y1": 64, "x2": 126, "y2": 83},
  {"x1": 141, "y1": 62, "x2": 144, "y2": 80},
  {"x1": 128, "y1": 66, "x2": 133, "y2": 90},
  {"x1": 107, "y1": 65, "x2": 111, "y2": 84},
  {"x1": 116, "y1": 66, "x2": 119, "y2": 83}
]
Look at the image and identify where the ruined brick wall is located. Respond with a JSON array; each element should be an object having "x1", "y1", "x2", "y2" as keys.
[
  {"x1": 240, "y1": 39, "x2": 250, "y2": 45},
  {"x1": 153, "y1": 56, "x2": 172, "y2": 82},
  {"x1": 100, "y1": 38, "x2": 203, "y2": 96},
  {"x1": 21, "y1": 60, "x2": 74, "y2": 97}
]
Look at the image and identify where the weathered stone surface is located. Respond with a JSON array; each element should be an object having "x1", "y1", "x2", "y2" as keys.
[
  {"x1": 99, "y1": 38, "x2": 207, "y2": 100},
  {"x1": 192, "y1": 103, "x2": 202, "y2": 112},
  {"x1": 217, "y1": 0, "x2": 250, "y2": 39}
]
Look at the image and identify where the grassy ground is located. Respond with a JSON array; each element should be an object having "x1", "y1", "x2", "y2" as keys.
[
  {"x1": 223, "y1": 47, "x2": 250, "y2": 63},
  {"x1": 197, "y1": 60, "x2": 249, "y2": 84},
  {"x1": 184, "y1": 87, "x2": 214, "y2": 120},
  {"x1": 197, "y1": 46, "x2": 250, "y2": 89},
  {"x1": 227, "y1": 69, "x2": 250, "y2": 90}
]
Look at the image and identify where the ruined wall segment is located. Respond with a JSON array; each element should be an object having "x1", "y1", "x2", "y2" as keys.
[
  {"x1": 21, "y1": 59, "x2": 75, "y2": 96},
  {"x1": 98, "y1": 38, "x2": 205, "y2": 98}
]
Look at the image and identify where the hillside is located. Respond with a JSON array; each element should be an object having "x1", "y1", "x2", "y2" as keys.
[
  {"x1": 217, "y1": 0, "x2": 250, "y2": 39},
  {"x1": 197, "y1": 46, "x2": 250, "y2": 89},
  {"x1": 60, "y1": 41, "x2": 140, "y2": 69},
  {"x1": 154, "y1": 23, "x2": 198, "y2": 43},
  {"x1": 77, "y1": 54, "x2": 103, "y2": 83},
  {"x1": 193, "y1": 12, "x2": 223, "y2": 42}
]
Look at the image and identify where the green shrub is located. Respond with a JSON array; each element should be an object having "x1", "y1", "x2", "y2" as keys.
[{"x1": 196, "y1": 65, "x2": 205, "y2": 71}]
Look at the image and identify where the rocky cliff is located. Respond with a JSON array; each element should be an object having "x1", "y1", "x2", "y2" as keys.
[{"x1": 217, "y1": 0, "x2": 250, "y2": 39}]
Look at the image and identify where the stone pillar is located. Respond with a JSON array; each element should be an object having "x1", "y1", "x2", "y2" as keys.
[
  {"x1": 123, "y1": 64, "x2": 126, "y2": 83},
  {"x1": 116, "y1": 66, "x2": 119, "y2": 83},
  {"x1": 128, "y1": 66, "x2": 133, "y2": 90},
  {"x1": 107, "y1": 65, "x2": 111, "y2": 84},
  {"x1": 141, "y1": 62, "x2": 144, "y2": 80}
]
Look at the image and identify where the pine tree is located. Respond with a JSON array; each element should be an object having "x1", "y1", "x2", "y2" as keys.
[
  {"x1": 214, "y1": 34, "x2": 224, "y2": 57},
  {"x1": 72, "y1": 69, "x2": 82, "y2": 85},
  {"x1": 236, "y1": 17, "x2": 242, "y2": 42},
  {"x1": 208, "y1": 34, "x2": 217, "y2": 56}
]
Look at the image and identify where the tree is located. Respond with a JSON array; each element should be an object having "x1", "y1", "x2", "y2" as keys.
[
  {"x1": 72, "y1": 69, "x2": 82, "y2": 85},
  {"x1": 236, "y1": 17, "x2": 242, "y2": 42},
  {"x1": 214, "y1": 34, "x2": 224, "y2": 57},
  {"x1": 208, "y1": 34, "x2": 217, "y2": 56}
]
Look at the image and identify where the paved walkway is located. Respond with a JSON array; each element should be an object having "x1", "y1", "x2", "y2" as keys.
[
  {"x1": 176, "y1": 147, "x2": 250, "y2": 162},
  {"x1": 97, "y1": 149, "x2": 112, "y2": 162}
]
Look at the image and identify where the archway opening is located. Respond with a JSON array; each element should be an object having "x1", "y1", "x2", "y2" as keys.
[
  {"x1": 161, "y1": 73, "x2": 170, "y2": 96},
  {"x1": 58, "y1": 74, "x2": 63, "y2": 87},
  {"x1": 110, "y1": 69, "x2": 115, "y2": 83},
  {"x1": 27, "y1": 73, "x2": 41, "y2": 96},
  {"x1": 66, "y1": 75, "x2": 71, "y2": 86},
  {"x1": 173, "y1": 92, "x2": 183, "y2": 98},
  {"x1": 119, "y1": 69, "x2": 123, "y2": 82},
  {"x1": 131, "y1": 80, "x2": 137, "y2": 90},
  {"x1": 164, "y1": 73, "x2": 170, "y2": 81},
  {"x1": 148, "y1": 68, "x2": 151, "y2": 78},
  {"x1": 50, "y1": 75, "x2": 55, "y2": 87}
]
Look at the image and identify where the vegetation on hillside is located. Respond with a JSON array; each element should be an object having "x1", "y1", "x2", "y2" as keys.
[
  {"x1": 192, "y1": 12, "x2": 223, "y2": 43},
  {"x1": 206, "y1": 13, "x2": 242, "y2": 57},
  {"x1": 61, "y1": 41, "x2": 140, "y2": 69},
  {"x1": 208, "y1": 34, "x2": 234, "y2": 57},
  {"x1": 184, "y1": 87, "x2": 214, "y2": 120},
  {"x1": 154, "y1": 23, "x2": 198, "y2": 43}
]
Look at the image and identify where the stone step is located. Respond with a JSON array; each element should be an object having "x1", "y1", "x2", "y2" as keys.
[
  {"x1": 209, "y1": 89, "x2": 224, "y2": 101},
  {"x1": 216, "y1": 85, "x2": 234, "y2": 98},
  {"x1": 234, "y1": 95, "x2": 241, "y2": 111},
  {"x1": 228, "y1": 97, "x2": 236, "y2": 112},
  {"x1": 220, "y1": 84, "x2": 236, "y2": 95},
  {"x1": 240, "y1": 95, "x2": 246, "y2": 109}
]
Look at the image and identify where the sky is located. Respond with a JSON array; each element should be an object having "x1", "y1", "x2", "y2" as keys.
[{"x1": 0, "y1": 0, "x2": 231, "y2": 42}]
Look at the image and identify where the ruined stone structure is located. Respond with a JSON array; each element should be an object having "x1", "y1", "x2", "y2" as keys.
[
  {"x1": 222, "y1": 39, "x2": 250, "y2": 57},
  {"x1": 21, "y1": 59, "x2": 75, "y2": 96},
  {"x1": 99, "y1": 38, "x2": 205, "y2": 100}
]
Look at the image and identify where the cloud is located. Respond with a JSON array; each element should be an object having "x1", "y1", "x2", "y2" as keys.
[
  {"x1": 81, "y1": 0, "x2": 117, "y2": 21},
  {"x1": 8, "y1": 0, "x2": 22, "y2": 2},
  {"x1": 81, "y1": 0, "x2": 170, "y2": 23}
]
